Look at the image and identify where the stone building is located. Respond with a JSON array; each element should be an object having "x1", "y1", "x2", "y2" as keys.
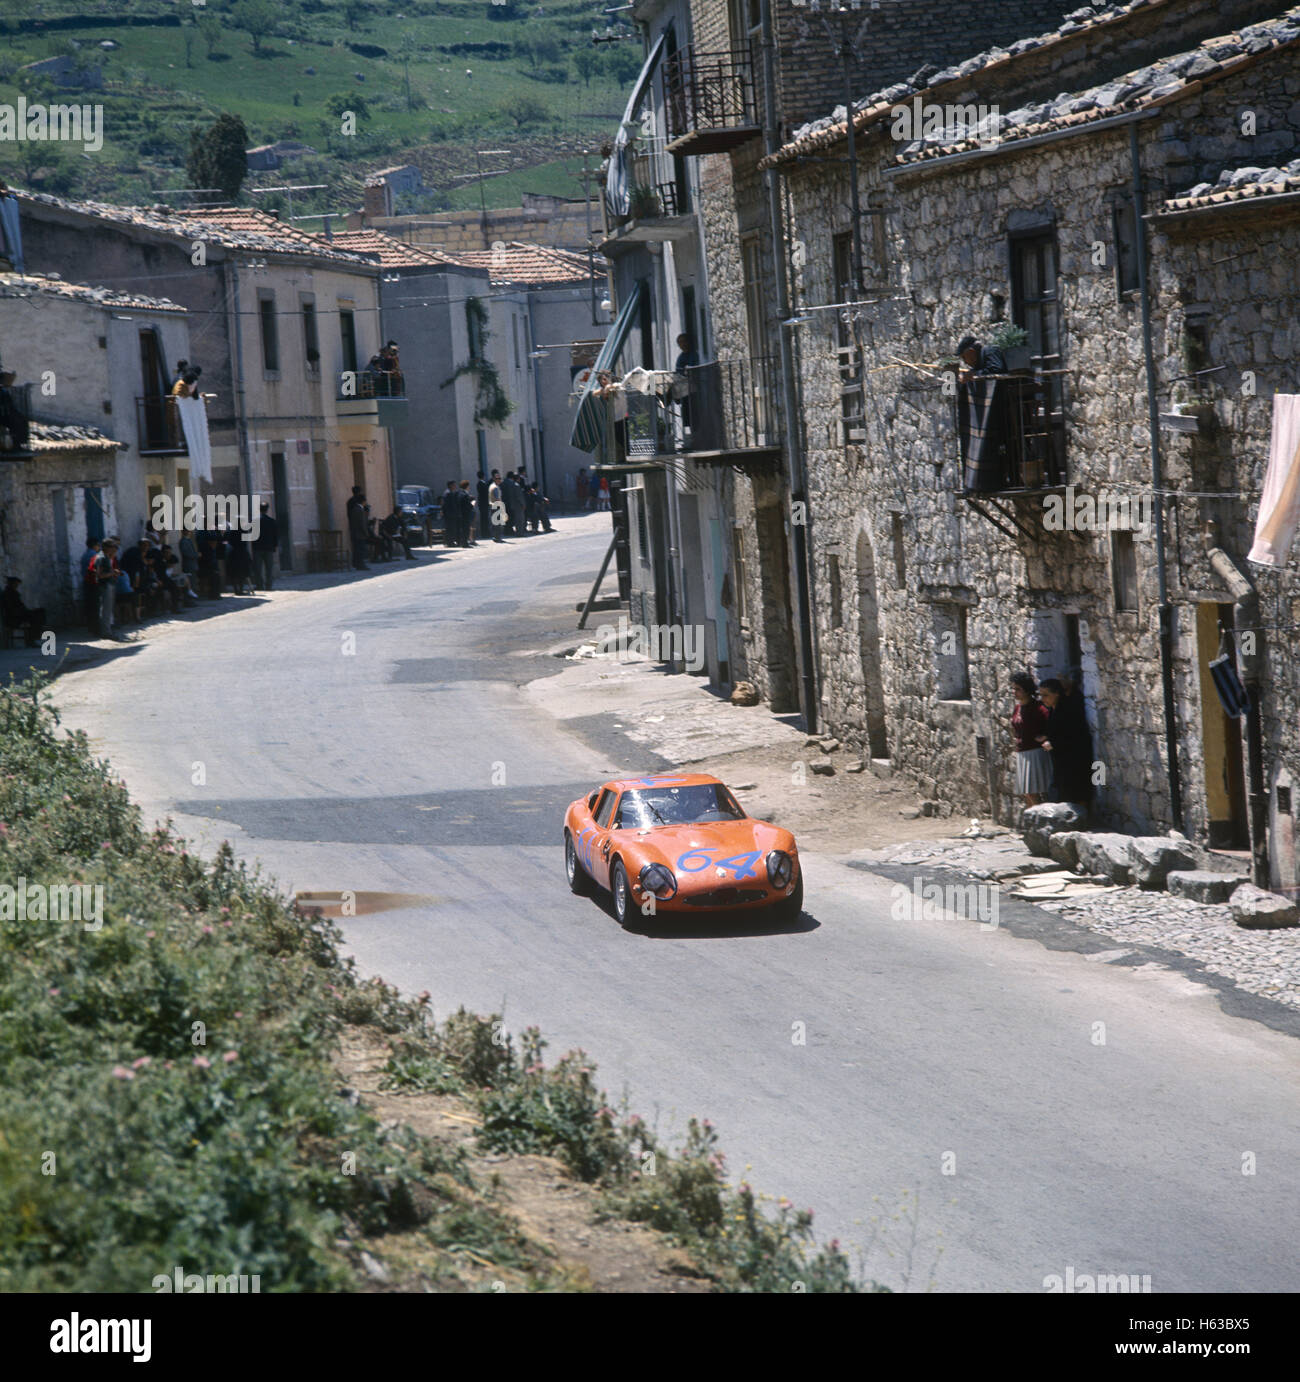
[
  {"x1": 753, "y1": 0, "x2": 1300, "y2": 890},
  {"x1": 13, "y1": 194, "x2": 398, "y2": 572},
  {"x1": 0, "y1": 271, "x2": 192, "y2": 565}
]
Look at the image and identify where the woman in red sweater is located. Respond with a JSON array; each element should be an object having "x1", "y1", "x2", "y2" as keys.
[{"x1": 1010, "y1": 671, "x2": 1051, "y2": 807}]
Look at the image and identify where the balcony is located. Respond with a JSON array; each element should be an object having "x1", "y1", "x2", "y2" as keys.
[
  {"x1": 664, "y1": 44, "x2": 761, "y2": 156},
  {"x1": 136, "y1": 394, "x2": 188, "y2": 456},
  {"x1": 0, "y1": 382, "x2": 34, "y2": 456},
  {"x1": 682, "y1": 357, "x2": 782, "y2": 470},
  {"x1": 601, "y1": 145, "x2": 695, "y2": 254},
  {"x1": 336, "y1": 367, "x2": 408, "y2": 425},
  {"x1": 954, "y1": 369, "x2": 1068, "y2": 537}
]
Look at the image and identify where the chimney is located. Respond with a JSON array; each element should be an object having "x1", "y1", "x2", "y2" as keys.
[{"x1": 363, "y1": 178, "x2": 394, "y2": 221}]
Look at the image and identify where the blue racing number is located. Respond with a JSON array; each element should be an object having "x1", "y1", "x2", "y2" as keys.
[{"x1": 674, "y1": 848, "x2": 762, "y2": 880}]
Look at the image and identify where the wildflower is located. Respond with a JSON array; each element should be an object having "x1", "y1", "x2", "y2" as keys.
[
  {"x1": 48, "y1": 987, "x2": 59, "y2": 997},
  {"x1": 222, "y1": 1050, "x2": 238, "y2": 1064},
  {"x1": 111, "y1": 1066, "x2": 134, "y2": 1080},
  {"x1": 193, "y1": 1055, "x2": 211, "y2": 1069},
  {"x1": 201, "y1": 925, "x2": 214, "y2": 935},
  {"x1": 145, "y1": 930, "x2": 155, "y2": 939},
  {"x1": 233, "y1": 1011, "x2": 243, "y2": 1019},
  {"x1": 131, "y1": 1056, "x2": 152, "y2": 1070}
]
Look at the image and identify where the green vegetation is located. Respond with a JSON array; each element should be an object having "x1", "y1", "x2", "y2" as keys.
[
  {"x1": 0, "y1": 0, "x2": 632, "y2": 210},
  {"x1": 0, "y1": 675, "x2": 877, "y2": 1291},
  {"x1": 187, "y1": 111, "x2": 249, "y2": 201},
  {"x1": 444, "y1": 297, "x2": 515, "y2": 428}
]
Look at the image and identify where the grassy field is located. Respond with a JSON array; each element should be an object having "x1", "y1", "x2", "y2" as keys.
[{"x1": 0, "y1": 0, "x2": 630, "y2": 211}]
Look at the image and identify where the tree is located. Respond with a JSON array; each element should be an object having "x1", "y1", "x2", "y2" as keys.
[
  {"x1": 501, "y1": 94, "x2": 546, "y2": 129},
  {"x1": 197, "y1": 12, "x2": 224, "y2": 58},
  {"x1": 343, "y1": 0, "x2": 368, "y2": 32},
  {"x1": 232, "y1": 0, "x2": 277, "y2": 54},
  {"x1": 574, "y1": 48, "x2": 598, "y2": 89},
  {"x1": 187, "y1": 112, "x2": 249, "y2": 201},
  {"x1": 326, "y1": 90, "x2": 369, "y2": 120}
]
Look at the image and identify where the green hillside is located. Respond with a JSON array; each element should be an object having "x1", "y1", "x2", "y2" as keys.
[{"x1": 0, "y1": 0, "x2": 635, "y2": 214}]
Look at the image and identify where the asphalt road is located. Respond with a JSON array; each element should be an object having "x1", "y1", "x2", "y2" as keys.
[{"x1": 51, "y1": 514, "x2": 1300, "y2": 1293}]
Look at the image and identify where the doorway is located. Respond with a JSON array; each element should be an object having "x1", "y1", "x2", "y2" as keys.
[
  {"x1": 1196, "y1": 602, "x2": 1249, "y2": 848},
  {"x1": 271, "y1": 451, "x2": 292, "y2": 571},
  {"x1": 855, "y1": 530, "x2": 888, "y2": 760}
]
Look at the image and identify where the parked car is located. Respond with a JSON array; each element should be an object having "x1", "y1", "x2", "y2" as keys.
[
  {"x1": 395, "y1": 485, "x2": 439, "y2": 546},
  {"x1": 563, "y1": 772, "x2": 802, "y2": 926}
]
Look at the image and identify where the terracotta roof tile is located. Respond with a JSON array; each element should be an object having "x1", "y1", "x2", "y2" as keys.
[
  {"x1": 28, "y1": 421, "x2": 122, "y2": 453},
  {"x1": 327, "y1": 230, "x2": 464, "y2": 269},
  {"x1": 451, "y1": 241, "x2": 599, "y2": 286},
  {"x1": 0, "y1": 270, "x2": 185, "y2": 313},
  {"x1": 1161, "y1": 157, "x2": 1300, "y2": 213}
]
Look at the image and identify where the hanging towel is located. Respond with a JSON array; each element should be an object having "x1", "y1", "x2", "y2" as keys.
[
  {"x1": 1248, "y1": 394, "x2": 1300, "y2": 565},
  {"x1": 176, "y1": 394, "x2": 212, "y2": 484},
  {"x1": 0, "y1": 193, "x2": 24, "y2": 274}
]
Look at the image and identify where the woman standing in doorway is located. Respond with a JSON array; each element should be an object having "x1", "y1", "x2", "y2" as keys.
[
  {"x1": 1039, "y1": 676, "x2": 1094, "y2": 811},
  {"x1": 1010, "y1": 671, "x2": 1051, "y2": 807}
]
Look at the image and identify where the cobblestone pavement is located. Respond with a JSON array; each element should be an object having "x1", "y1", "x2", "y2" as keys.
[{"x1": 852, "y1": 834, "x2": 1300, "y2": 1014}]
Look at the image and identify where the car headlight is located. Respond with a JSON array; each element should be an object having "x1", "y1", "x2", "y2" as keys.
[
  {"x1": 766, "y1": 850, "x2": 794, "y2": 887},
  {"x1": 638, "y1": 863, "x2": 677, "y2": 899}
]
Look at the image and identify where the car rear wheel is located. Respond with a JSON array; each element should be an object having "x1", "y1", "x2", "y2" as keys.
[
  {"x1": 565, "y1": 831, "x2": 592, "y2": 895},
  {"x1": 772, "y1": 871, "x2": 803, "y2": 923},
  {"x1": 610, "y1": 859, "x2": 631, "y2": 926}
]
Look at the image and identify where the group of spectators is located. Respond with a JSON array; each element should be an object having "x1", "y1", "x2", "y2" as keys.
[
  {"x1": 75, "y1": 505, "x2": 281, "y2": 642},
  {"x1": 573, "y1": 468, "x2": 612, "y2": 512},
  {"x1": 365, "y1": 341, "x2": 403, "y2": 398},
  {"x1": 345, "y1": 488, "x2": 419, "y2": 569},
  {"x1": 478, "y1": 469, "x2": 553, "y2": 545}
]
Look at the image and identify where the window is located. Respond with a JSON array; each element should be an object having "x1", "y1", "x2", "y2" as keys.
[
  {"x1": 1010, "y1": 229, "x2": 1066, "y2": 482},
  {"x1": 339, "y1": 308, "x2": 358, "y2": 375},
  {"x1": 890, "y1": 513, "x2": 906, "y2": 587},
  {"x1": 741, "y1": 235, "x2": 766, "y2": 362},
  {"x1": 1111, "y1": 194, "x2": 1140, "y2": 297},
  {"x1": 635, "y1": 487, "x2": 650, "y2": 565},
  {"x1": 258, "y1": 293, "x2": 279, "y2": 373},
  {"x1": 833, "y1": 231, "x2": 863, "y2": 443},
  {"x1": 476, "y1": 429, "x2": 488, "y2": 477},
  {"x1": 828, "y1": 553, "x2": 843, "y2": 629},
  {"x1": 732, "y1": 525, "x2": 747, "y2": 622},
  {"x1": 933, "y1": 604, "x2": 971, "y2": 700},
  {"x1": 301, "y1": 296, "x2": 320, "y2": 373},
  {"x1": 1112, "y1": 530, "x2": 1139, "y2": 612},
  {"x1": 594, "y1": 790, "x2": 617, "y2": 829}
]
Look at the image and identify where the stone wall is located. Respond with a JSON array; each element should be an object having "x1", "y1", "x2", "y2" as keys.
[{"x1": 781, "y1": 34, "x2": 1300, "y2": 841}]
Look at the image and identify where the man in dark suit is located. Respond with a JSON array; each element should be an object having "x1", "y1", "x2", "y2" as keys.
[{"x1": 251, "y1": 502, "x2": 278, "y2": 591}]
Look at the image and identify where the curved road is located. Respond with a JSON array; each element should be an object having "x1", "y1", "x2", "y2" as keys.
[{"x1": 51, "y1": 515, "x2": 1300, "y2": 1292}]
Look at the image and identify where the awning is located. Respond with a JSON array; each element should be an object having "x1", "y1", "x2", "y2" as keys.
[
  {"x1": 605, "y1": 32, "x2": 667, "y2": 221},
  {"x1": 570, "y1": 280, "x2": 645, "y2": 454}
]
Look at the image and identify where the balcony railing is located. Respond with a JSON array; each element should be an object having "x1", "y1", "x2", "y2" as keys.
[
  {"x1": 664, "y1": 44, "x2": 761, "y2": 154},
  {"x1": 338, "y1": 368, "x2": 406, "y2": 401},
  {"x1": 684, "y1": 356, "x2": 781, "y2": 454},
  {"x1": 0, "y1": 382, "x2": 33, "y2": 455},
  {"x1": 136, "y1": 394, "x2": 188, "y2": 456},
  {"x1": 955, "y1": 371, "x2": 1066, "y2": 494}
]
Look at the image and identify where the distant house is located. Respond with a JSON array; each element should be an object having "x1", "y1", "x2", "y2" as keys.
[
  {"x1": 369, "y1": 165, "x2": 424, "y2": 197},
  {"x1": 19, "y1": 55, "x2": 103, "y2": 90},
  {"x1": 244, "y1": 141, "x2": 317, "y2": 173}
]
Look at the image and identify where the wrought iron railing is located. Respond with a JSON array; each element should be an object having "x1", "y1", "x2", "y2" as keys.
[
  {"x1": 338, "y1": 368, "x2": 406, "y2": 401},
  {"x1": 136, "y1": 393, "x2": 188, "y2": 455},
  {"x1": 953, "y1": 370, "x2": 1066, "y2": 493},
  {"x1": 626, "y1": 147, "x2": 687, "y2": 219},
  {"x1": 684, "y1": 356, "x2": 781, "y2": 452},
  {"x1": 0, "y1": 382, "x2": 33, "y2": 454},
  {"x1": 664, "y1": 44, "x2": 758, "y2": 143}
]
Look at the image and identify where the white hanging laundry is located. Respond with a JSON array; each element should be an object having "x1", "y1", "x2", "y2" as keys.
[
  {"x1": 1248, "y1": 393, "x2": 1300, "y2": 566},
  {"x1": 176, "y1": 394, "x2": 212, "y2": 485}
]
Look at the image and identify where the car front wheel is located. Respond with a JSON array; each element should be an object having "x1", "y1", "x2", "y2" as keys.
[
  {"x1": 565, "y1": 832, "x2": 592, "y2": 895},
  {"x1": 610, "y1": 859, "x2": 631, "y2": 926},
  {"x1": 772, "y1": 871, "x2": 803, "y2": 923}
]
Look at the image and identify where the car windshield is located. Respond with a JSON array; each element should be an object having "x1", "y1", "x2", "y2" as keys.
[
  {"x1": 397, "y1": 488, "x2": 423, "y2": 505},
  {"x1": 618, "y1": 784, "x2": 745, "y2": 828}
]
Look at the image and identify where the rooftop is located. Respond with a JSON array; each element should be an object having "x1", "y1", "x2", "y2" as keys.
[
  {"x1": 1161, "y1": 156, "x2": 1300, "y2": 213},
  {"x1": 14, "y1": 191, "x2": 376, "y2": 266},
  {"x1": 28, "y1": 421, "x2": 122, "y2": 453},
  {"x1": 0, "y1": 270, "x2": 185, "y2": 313},
  {"x1": 327, "y1": 230, "x2": 464, "y2": 270},
  {"x1": 452, "y1": 241, "x2": 600, "y2": 287}
]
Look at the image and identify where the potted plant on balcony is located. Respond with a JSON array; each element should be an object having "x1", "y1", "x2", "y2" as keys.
[
  {"x1": 989, "y1": 321, "x2": 1031, "y2": 373},
  {"x1": 629, "y1": 183, "x2": 663, "y2": 220}
]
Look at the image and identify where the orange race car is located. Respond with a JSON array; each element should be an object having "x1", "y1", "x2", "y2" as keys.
[{"x1": 563, "y1": 773, "x2": 802, "y2": 925}]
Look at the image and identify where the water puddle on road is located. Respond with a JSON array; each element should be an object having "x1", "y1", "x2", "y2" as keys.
[{"x1": 293, "y1": 890, "x2": 437, "y2": 918}]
